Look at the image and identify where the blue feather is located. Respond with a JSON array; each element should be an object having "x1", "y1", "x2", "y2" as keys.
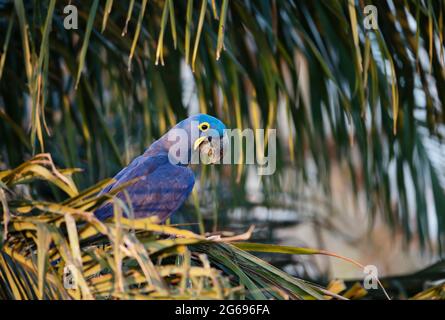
[
  {"x1": 95, "y1": 154, "x2": 194, "y2": 221},
  {"x1": 94, "y1": 114, "x2": 226, "y2": 221}
]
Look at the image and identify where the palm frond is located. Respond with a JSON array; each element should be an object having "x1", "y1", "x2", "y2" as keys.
[{"x1": 0, "y1": 155, "x2": 344, "y2": 299}]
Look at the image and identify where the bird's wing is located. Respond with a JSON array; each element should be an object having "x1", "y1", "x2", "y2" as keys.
[
  {"x1": 95, "y1": 154, "x2": 195, "y2": 221},
  {"x1": 98, "y1": 154, "x2": 163, "y2": 195}
]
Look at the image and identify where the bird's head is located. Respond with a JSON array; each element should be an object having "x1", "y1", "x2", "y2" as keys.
[
  {"x1": 155, "y1": 114, "x2": 227, "y2": 165},
  {"x1": 188, "y1": 114, "x2": 226, "y2": 152}
]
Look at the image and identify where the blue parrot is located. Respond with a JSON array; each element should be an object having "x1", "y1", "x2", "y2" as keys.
[{"x1": 94, "y1": 114, "x2": 226, "y2": 221}]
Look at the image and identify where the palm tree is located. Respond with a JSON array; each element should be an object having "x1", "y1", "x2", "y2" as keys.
[{"x1": 0, "y1": 0, "x2": 444, "y2": 299}]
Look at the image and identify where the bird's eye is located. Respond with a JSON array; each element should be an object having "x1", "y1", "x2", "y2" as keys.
[{"x1": 199, "y1": 122, "x2": 210, "y2": 132}]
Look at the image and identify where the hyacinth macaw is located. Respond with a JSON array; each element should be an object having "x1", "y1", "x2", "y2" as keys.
[{"x1": 94, "y1": 114, "x2": 226, "y2": 221}]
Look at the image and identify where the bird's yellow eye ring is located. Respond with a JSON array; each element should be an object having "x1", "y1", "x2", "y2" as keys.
[{"x1": 199, "y1": 122, "x2": 210, "y2": 132}]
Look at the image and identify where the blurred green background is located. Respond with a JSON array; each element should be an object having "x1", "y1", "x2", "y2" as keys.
[{"x1": 1, "y1": 0, "x2": 445, "y2": 298}]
